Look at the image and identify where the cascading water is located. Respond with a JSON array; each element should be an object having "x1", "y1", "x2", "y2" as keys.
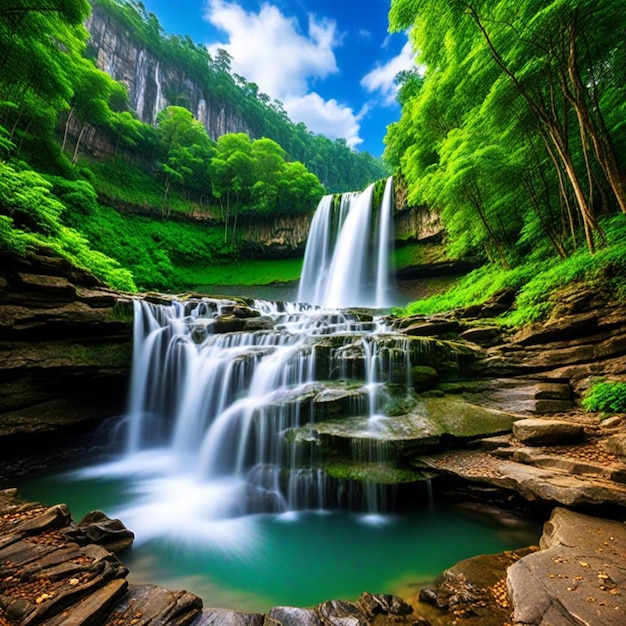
[
  {"x1": 298, "y1": 177, "x2": 395, "y2": 308},
  {"x1": 152, "y1": 61, "x2": 167, "y2": 125},
  {"x1": 85, "y1": 291, "x2": 422, "y2": 544},
  {"x1": 375, "y1": 177, "x2": 395, "y2": 308},
  {"x1": 134, "y1": 49, "x2": 148, "y2": 120}
]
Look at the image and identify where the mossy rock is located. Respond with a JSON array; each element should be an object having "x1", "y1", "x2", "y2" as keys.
[
  {"x1": 320, "y1": 460, "x2": 424, "y2": 484},
  {"x1": 411, "y1": 365, "x2": 439, "y2": 391}
]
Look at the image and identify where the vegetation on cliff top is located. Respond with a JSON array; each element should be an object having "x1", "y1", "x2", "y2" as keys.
[
  {"x1": 0, "y1": 0, "x2": 385, "y2": 292},
  {"x1": 387, "y1": 0, "x2": 626, "y2": 320},
  {"x1": 90, "y1": 0, "x2": 389, "y2": 194}
]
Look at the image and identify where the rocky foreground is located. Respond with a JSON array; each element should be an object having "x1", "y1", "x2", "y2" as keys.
[
  {"x1": 1, "y1": 250, "x2": 626, "y2": 624},
  {"x1": 0, "y1": 488, "x2": 624, "y2": 626}
]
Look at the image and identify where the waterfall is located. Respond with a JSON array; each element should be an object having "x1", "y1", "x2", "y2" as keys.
[
  {"x1": 105, "y1": 296, "x2": 417, "y2": 536},
  {"x1": 134, "y1": 49, "x2": 148, "y2": 120},
  {"x1": 298, "y1": 177, "x2": 394, "y2": 308},
  {"x1": 153, "y1": 61, "x2": 167, "y2": 125},
  {"x1": 375, "y1": 177, "x2": 394, "y2": 308}
]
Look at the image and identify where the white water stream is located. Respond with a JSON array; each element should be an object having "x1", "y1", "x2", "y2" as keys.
[
  {"x1": 298, "y1": 177, "x2": 394, "y2": 308},
  {"x1": 85, "y1": 178, "x2": 406, "y2": 543}
]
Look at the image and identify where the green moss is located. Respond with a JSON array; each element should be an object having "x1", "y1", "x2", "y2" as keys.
[{"x1": 320, "y1": 460, "x2": 424, "y2": 484}]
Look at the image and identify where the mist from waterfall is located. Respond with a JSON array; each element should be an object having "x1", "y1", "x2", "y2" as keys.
[
  {"x1": 81, "y1": 176, "x2": 410, "y2": 547},
  {"x1": 298, "y1": 177, "x2": 395, "y2": 308}
]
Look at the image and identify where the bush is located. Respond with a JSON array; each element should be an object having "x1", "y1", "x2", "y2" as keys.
[{"x1": 582, "y1": 381, "x2": 626, "y2": 414}]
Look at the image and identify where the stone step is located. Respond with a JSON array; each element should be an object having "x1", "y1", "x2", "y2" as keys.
[{"x1": 493, "y1": 447, "x2": 626, "y2": 483}]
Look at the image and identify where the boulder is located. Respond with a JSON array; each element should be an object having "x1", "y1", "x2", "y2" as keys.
[
  {"x1": 513, "y1": 418, "x2": 585, "y2": 446},
  {"x1": 64, "y1": 510, "x2": 135, "y2": 553},
  {"x1": 458, "y1": 325, "x2": 501, "y2": 345},
  {"x1": 404, "y1": 319, "x2": 460, "y2": 337},
  {"x1": 270, "y1": 607, "x2": 321, "y2": 626},
  {"x1": 419, "y1": 547, "x2": 536, "y2": 622},
  {"x1": 507, "y1": 508, "x2": 626, "y2": 626},
  {"x1": 605, "y1": 433, "x2": 626, "y2": 459}
]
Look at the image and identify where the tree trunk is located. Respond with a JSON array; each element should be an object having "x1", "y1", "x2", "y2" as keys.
[
  {"x1": 565, "y1": 25, "x2": 626, "y2": 214},
  {"x1": 62, "y1": 107, "x2": 74, "y2": 152},
  {"x1": 72, "y1": 123, "x2": 88, "y2": 164}
]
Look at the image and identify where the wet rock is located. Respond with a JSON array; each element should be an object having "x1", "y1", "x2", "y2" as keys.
[
  {"x1": 357, "y1": 592, "x2": 413, "y2": 617},
  {"x1": 507, "y1": 508, "x2": 626, "y2": 626},
  {"x1": 213, "y1": 315, "x2": 246, "y2": 333},
  {"x1": 513, "y1": 418, "x2": 585, "y2": 446},
  {"x1": 108, "y1": 585, "x2": 202, "y2": 625},
  {"x1": 313, "y1": 395, "x2": 518, "y2": 462},
  {"x1": 316, "y1": 600, "x2": 363, "y2": 626},
  {"x1": 63, "y1": 510, "x2": 135, "y2": 553},
  {"x1": 411, "y1": 366, "x2": 439, "y2": 391},
  {"x1": 270, "y1": 606, "x2": 322, "y2": 626}
]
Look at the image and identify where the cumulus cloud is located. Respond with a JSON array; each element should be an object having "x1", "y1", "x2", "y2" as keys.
[
  {"x1": 205, "y1": 1, "x2": 336, "y2": 101},
  {"x1": 283, "y1": 93, "x2": 363, "y2": 148},
  {"x1": 204, "y1": 0, "x2": 364, "y2": 146},
  {"x1": 361, "y1": 40, "x2": 415, "y2": 106}
]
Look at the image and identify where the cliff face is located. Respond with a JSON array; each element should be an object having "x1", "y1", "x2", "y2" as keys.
[
  {"x1": 0, "y1": 251, "x2": 133, "y2": 472},
  {"x1": 85, "y1": 4, "x2": 252, "y2": 141}
]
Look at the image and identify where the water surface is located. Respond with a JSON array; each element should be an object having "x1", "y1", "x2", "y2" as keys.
[{"x1": 18, "y1": 469, "x2": 538, "y2": 613}]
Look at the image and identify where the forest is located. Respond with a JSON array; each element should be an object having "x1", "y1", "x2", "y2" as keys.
[
  {"x1": 0, "y1": 0, "x2": 625, "y2": 321},
  {"x1": 386, "y1": 0, "x2": 626, "y2": 323},
  {"x1": 0, "y1": 0, "x2": 387, "y2": 291}
]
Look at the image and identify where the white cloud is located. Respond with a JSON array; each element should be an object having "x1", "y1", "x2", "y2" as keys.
[
  {"x1": 361, "y1": 40, "x2": 416, "y2": 106},
  {"x1": 283, "y1": 93, "x2": 363, "y2": 148},
  {"x1": 205, "y1": 0, "x2": 337, "y2": 101},
  {"x1": 203, "y1": 0, "x2": 364, "y2": 147}
]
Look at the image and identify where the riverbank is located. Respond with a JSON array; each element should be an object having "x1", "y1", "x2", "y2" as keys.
[{"x1": 1, "y1": 487, "x2": 624, "y2": 626}]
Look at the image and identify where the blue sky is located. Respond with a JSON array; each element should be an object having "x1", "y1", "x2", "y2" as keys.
[{"x1": 139, "y1": 0, "x2": 414, "y2": 156}]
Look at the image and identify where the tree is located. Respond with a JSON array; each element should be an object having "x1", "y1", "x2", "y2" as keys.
[
  {"x1": 387, "y1": 0, "x2": 626, "y2": 262},
  {"x1": 209, "y1": 133, "x2": 254, "y2": 242},
  {"x1": 155, "y1": 106, "x2": 214, "y2": 218}
]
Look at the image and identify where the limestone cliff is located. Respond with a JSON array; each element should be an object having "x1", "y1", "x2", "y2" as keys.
[{"x1": 85, "y1": 3, "x2": 252, "y2": 142}]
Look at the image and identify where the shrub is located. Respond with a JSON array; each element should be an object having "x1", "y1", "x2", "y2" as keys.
[{"x1": 582, "y1": 381, "x2": 626, "y2": 414}]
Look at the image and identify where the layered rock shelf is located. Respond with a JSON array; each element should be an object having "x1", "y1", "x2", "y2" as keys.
[{"x1": 0, "y1": 252, "x2": 133, "y2": 481}]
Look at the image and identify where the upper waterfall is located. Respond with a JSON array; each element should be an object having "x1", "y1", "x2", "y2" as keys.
[{"x1": 298, "y1": 177, "x2": 395, "y2": 308}]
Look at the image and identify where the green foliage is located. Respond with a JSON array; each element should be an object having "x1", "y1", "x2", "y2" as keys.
[
  {"x1": 399, "y1": 216, "x2": 626, "y2": 324},
  {"x1": 387, "y1": 0, "x2": 626, "y2": 269},
  {"x1": 59, "y1": 189, "x2": 239, "y2": 291},
  {"x1": 399, "y1": 263, "x2": 531, "y2": 317},
  {"x1": 91, "y1": 0, "x2": 388, "y2": 193},
  {"x1": 0, "y1": 160, "x2": 136, "y2": 290},
  {"x1": 582, "y1": 381, "x2": 626, "y2": 414}
]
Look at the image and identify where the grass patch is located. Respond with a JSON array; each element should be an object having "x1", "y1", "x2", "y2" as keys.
[
  {"x1": 397, "y1": 215, "x2": 626, "y2": 325},
  {"x1": 171, "y1": 257, "x2": 303, "y2": 289}
]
